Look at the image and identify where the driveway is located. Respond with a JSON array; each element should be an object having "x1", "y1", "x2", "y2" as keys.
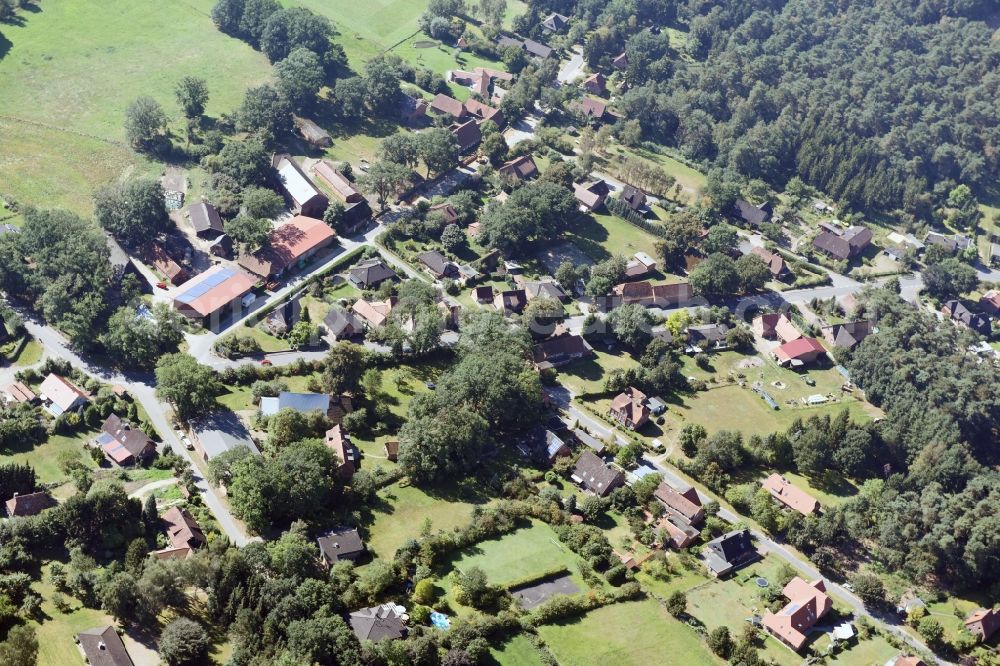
[{"x1": 557, "y1": 48, "x2": 585, "y2": 84}]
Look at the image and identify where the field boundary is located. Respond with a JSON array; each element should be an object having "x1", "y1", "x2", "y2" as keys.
[{"x1": 0, "y1": 114, "x2": 128, "y2": 148}]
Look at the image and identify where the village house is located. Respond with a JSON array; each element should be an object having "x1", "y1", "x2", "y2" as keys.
[
  {"x1": 313, "y1": 160, "x2": 372, "y2": 228},
  {"x1": 753, "y1": 313, "x2": 801, "y2": 343},
  {"x1": 704, "y1": 529, "x2": 758, "y2": 577},
  {"x1": 541, "y1": 12, "x2": 569, "y2": 31},
  {"x1": 522, "y1": 38, "x2": 554, "y2": 59},
  {"x1": 773, "y1": 337, "x2": 826, "y2": 367},
  {"x1": 980, "y1": 289, "x2": 1000, "y2": 315},
  {"x1": 295, "y1": 116, "x2": 332, "y2": 147},
  {"x1": 821, "y1": 320, "x2": 874, "y2": 350},
  {"x1": 157, "y1": 507, "x2": 206, "y2": 558},
  {"x1": 186, "y1": 201, "x2": 224, "y2": 239},
  {"x1": 654, "y1": 482, "x2": 705, "y2": 526},
  {"x1": 3, "y1": 381, "x2": 36, "y2": 405},
  {"x1": 657, "y1": 514, "x2": 700, "y2": 549},
  {"x1": 324, "y1": 308, "x2": 364, "y2": 342},
  {"x1": 494, "y1": 288, "x2": 528, "y2": 315},
  {"x1": 965, "y1": 608, "x2": 1000, "y2": 642},
  {"x1": 620, "y1": 185, "x2": 647, "y2": 213},
  {"x1": 942, "y1": 300, "x2": 991, "y2": 336},
  {"x1": 762, "y1": 577, "x2": 832, "y2": 651},
  {"x1": 498, "y1": 155, "x2": 538, "y2": 182},
  {"x1": 812, "y1": 225, "x2": 873, "y2": 261},
  {"x1": 39, "y1": 373, "x2": 89, "y2": 417},
  {"x1": 349, "y1": 604, "x2": 408, "y2": 642},
  {"x1": 925, "y1": 231, "x2": 973, "y2": 254},
  {"x1": 687, "y1": 323, "x2": 730, "y2": 351},
  {"x1": 449, "y1": 67, "x2": 513, "y2": 99},
  {"x1": 886, "y1": 656, "x2": 926, "y2": 666},
  {"x1": 731, "y1": 199, "x2": 772, "y2": 228},
  {"x1": 76, "y1": 626, "x2": 135, "y2": 666},
  {"x1": 452, "y1": 118, "x2": 483, "y2": 154},
  {"x1": 190, "y1": 412, "x2": 261, "y2": 462},
  {"x1": 171, "y1": 265, "x2": 257, "y2": 324},
  {"x1": 583, "y1": 72, "x2": 607, "y2": 96},
  {"x1": 609, "y1": 386, "x2": 650, "y2": 430},
  {"x1": 573, "y1": 97, "x2": 609, "y2": 122},
  {"x1": 274, "y1": 154, "x2": 328, "y2": 217},
  {"x1": 352, "y1": 296, "x2": 396, "y2": 329},
  {"x1": 91, "y1": 414, "x2": 157, "y2": 467},
  {"x1": 5, "y1": 490, "x2": 56, "y2": 518},
  {"x1": 531, "y1": 330, "x2": 593, "y2": 369},
  {"x1": 325, "y1": 424, "x2": 358, "y2": 479},
  {"x1": 317, "y1": 526, "x2": 365, "y2": 566},
  {"x1": 429, "y1": 93, "x2": 467, "y2": 120},
  {"x1": 429, "y1": 202, "x2": 461, "y2": 226},
  {"x1": 261, "y1": 391, "x2": 331, "y2": 418},
  {"x1": 544, "y1": 429, "x2": 571, "y2": 463},
  {"x1": 517, "y1": 276, "x2": 568, "y2": 302},
  {"x1": 208, "y1": 234, "x2": 234, "y2": 259},
  {"x1": 398, "y1": 92, "x2": 428, "y2": 125},
  {"x1": 145, "y1": 242, "x2": 188, "y2": 286},
  {"x1": 572, "y1": 451, "x2": 625, "y2": 496},
  {"x1": 263, "y1": 296, "x2": 302, "y2": 336},
  {"x1": 239, "y1": 215, "x2": 336, "y2": 279},
  {"x1": 463, "y1": 98, "x2": 505, "y2": 127},
  {"x1": 572, "y1": 429, "x2": 606, "y2": 456},
  {"x1": 608, "y1": 281, "x2": 693, "y2": 309},
  {"x1": 762, "y1": 474, "x2": 821, "y2": 516},
  {"x1": 349, "y1": 258, "x2": 398, "y2": 290},
  {"x1": 751, "y1": 246, "x2": 790, "y2": 279},
  {"x1": 472, "y1": 285, "x2": 494, "y2": 303},
  {"x1": 612, "y1": 52, "x2": 628, "y2": 69},
  {"x1": 416, "y1": 250, "x2": 457, "y2": 279}
]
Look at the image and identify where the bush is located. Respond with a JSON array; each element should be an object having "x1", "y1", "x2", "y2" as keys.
[
  {"x1": 159, "y1": 618, "x2": 210, "y2": 665},
  {"x1": 707, "y1": 626, "x2": 732, "y2": 658}
]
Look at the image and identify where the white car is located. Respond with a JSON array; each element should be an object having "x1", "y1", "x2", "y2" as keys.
[{"x1": 180, "y1": 435, "x2": 193, "y2": 451}]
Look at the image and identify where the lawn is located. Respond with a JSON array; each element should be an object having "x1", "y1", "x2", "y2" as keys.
[
  {"x1": 366, "y1": 481, "x2": 487, "y2": 559},
  {"x1": 611, "y1": 146, "x2": 708, "y2": 202},
  {"x1": 11, "y1": 337, "x2": 43, "y2": 366},
  {"x1": 0, "y1": 430, "x2": 100, "y2": 485},
  {"x1": 29, "y1": 566, "x2": 121, "y2": 666},
  {"x1": 565, "y1": 213, "x2": 663, "y2": 263},
  {"x1": 444, "y1": 520, "x2": 585, "y2": 587},
  {"x1": 0, "y1": 0, "x2": 271, "y2": 212},
  {"x1": 538, "y1": 599, "x2": 719, "y2": 666},
  {"x1": 558, "y1": 349, "x2": 642, "y2": 396},
  {"x1": 489, "y1": 634, "x2": 544, "y2": 666},
  {"x1": 296, "y1": 0, "x2": 430, "y2": 65}
]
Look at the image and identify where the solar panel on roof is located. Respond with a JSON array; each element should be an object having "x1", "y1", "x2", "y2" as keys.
[{"x1": 175, "y1": 267, "x2": 236, "y2": 304}]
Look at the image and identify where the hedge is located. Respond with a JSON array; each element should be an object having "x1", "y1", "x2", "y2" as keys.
[{"x1": 503, "y1": 567, "x2": 571, "y2": 592}]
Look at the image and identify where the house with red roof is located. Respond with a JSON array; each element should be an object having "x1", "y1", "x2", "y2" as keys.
[
  {"x1": 762, "y1": 577, "x2": 832, "y2": 651},
  {"x1": 171, "y1": 264, "x2": 257, "y2": 323},
  {"x1": 39, "y1": 373, "x2": 89, "y2": 417},
  {"x1": 753, "y1": 313, "x2": 801, "y2": 343},
  {"x1": 762, "y1": 474, "x2": 820, "y2": 516},
  {"x1": 965, "y1": 608, "x2": 1000, "y2": 642},
  {"x1": 609, "y1": 387, "x2": 649, "y2": 430},
  {"x1": 773, "y1": 337, "x2": 826, "y2": 367},
  {"x1": 239, "y1": 215, "x2": 336, "y2": 279}
]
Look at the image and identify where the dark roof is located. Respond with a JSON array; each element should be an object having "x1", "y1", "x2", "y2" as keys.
[
  {"x1": 705, "y1": 529, "x2": 757, "y2": 575},
  {"x1": 188, "y1": 202, "x2": 223, "y2": 235},
  {"x1": 98, "y1": 414, "x2": 156, "y2": 463},
  {"x1": 812, "y1": 231, "x2": 852, "y2": 260},
  {"x1": 822, "y1": 321, "x2": 873, "y2": 349},
  {"x1": 499, "y1": 155, "x2": 538, "y2": 181},
  {"x1": 349, "y1": 259, "x2": 397, "y2": 288},
  {"x1": 620, "y1": 185, "x2": 647, "y2": 211},
  {"x1": 452, "y1": 119, "x2": 482, "y2": 153},
  {"x1": 731, "y1": 199, "x2": 772, "y2": 227},
  {"x1": 522, "y1": 38, "x2": 554, "y2": 58},
  {"x1": 349, "y1": 604, "x2": 407, "y2": 641},
  {"x1": 572, "y1": 451, "x2": 623, "y2": 496},
  {"x1": 317, "y1": 526, "x2": 365, "y2": 563},
  {"x1": 532, "y1": 331, "x2": 593, "y2": 367},
  {"x1": 324, "y1": 308, "x2": 364, "y2": 338},
  {"x1": 942, "y1": 300, "x2": 992, "y2": 335},
  {"x1": 430, "y1": 93, "x2": 466, "y2": 119},
  {"x1": 572, "y1": 429, "x2": 606, "y2": 455},
  {"x1": 495, "y1": 288, "x2": 528, "y2": 313},
  {"x1": 541, "y1": 12, "x2": 569, "y2": 31},
  {"x1": 161, "y1": 507, "x2": 206, "y2": 550},
  {"x1": 429, "y1": 203, "x2": 461, "y2": 225},
  {"x1": 77, "y1": 626, "x2": 135, "y2": 666},
  {"x1": 687, "y1": 323, "x2": 729, "y2": 344},
  {"x1": 418, "y1": 250, "x2": 453, "y2": 276},
  {"x1": 5, "y1": 491, "x2": 55, "y2": 517}
]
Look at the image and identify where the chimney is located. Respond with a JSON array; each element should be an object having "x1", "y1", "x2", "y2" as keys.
[
  {"x1": 98, "y1": 641, "x2": 107, "y2": 650},
  {"x1": 11, "y1": 492, "x2": 17, "y2": 498}
]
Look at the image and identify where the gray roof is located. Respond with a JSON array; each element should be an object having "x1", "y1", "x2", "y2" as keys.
[
  {"x1": 260, "y1": 392, "x2": 330, "y2": 416},
  {"x1": 349, "y1": 604, "x2": 407, "y2": 642},
  {"x1": 572, "y1": 451, "x2": 623, "y2": 496},
  {"x1": 188, "y1": 202, "x2": 223, "y2": 235},
  {"x1": 349, "y1": 259, "x2": 397, "y2": 288},
  {"x1": 192, "y1": 411, "x2": 260, "y2": 460},
  {"x1": 77, "y1": 626, "x2": 135, "y2": 666},
  {"x1": 317, "y1": 526, "x2": 365, "y2": 563}
]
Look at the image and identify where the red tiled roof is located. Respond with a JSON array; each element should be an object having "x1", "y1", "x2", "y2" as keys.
[
  {"x1": 314, "y1": 161, "x2": 364, "y2": 203},
  {"x1": 172, "y1": 265, "x2": 257, "y2": 318},
  {"x1": 762, "y1": 474, "x2": 820, "y2": 515},
  {"x1": 774, "y1": 337, "x2": 825, "y2": 362},
  {"x1": 430, "y1": 93, "x2": 466, "y2": 118}
]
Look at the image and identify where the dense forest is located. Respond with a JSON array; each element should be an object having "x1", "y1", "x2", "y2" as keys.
[{"x1": 530, "y1": 0, "x2": 1000, "y2": 214}]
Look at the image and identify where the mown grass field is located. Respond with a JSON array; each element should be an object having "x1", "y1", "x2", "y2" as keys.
[
  {"x1": 366, "y1": 481, "x2": 485, "y2": 559},
  {"x1": 490, "y1": 633, "x2": 544, "y2": 666},
  {"x1": 0, "y1": 0, "x2": 270, "y2": 213},
  {"x1": 295, "y1": 0, "x2": 430, "y2": 65},
  {"x1": 0, "y1": 429, "x2": 99, "y2": 485},
  {"x1": 538, "y1": 599, "x2": 720, "y2": 666},
  {"x1": 443, "y1": 520, "x2": 583, "y2": 587}
]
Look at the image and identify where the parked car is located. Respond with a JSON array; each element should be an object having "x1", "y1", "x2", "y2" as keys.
[
  {"x1": 260, "y1": 359, "x2": 273, "y2": 366},
  {"x1": 156, "y1": 281, "x2": 167, "y2": 290}
]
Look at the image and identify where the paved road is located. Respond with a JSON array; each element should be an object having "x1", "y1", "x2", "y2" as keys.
[
  {"x1": 557, "y1": 48, "x2": 585, "y2": 84},
  {"x1": 548, "y1": 383, "x2": 943, "y2": 663},
  {"x1": 15, "y1": 314, "x2": 253, "y2": 546}
]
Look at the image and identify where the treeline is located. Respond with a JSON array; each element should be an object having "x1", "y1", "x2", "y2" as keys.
[{"x1": 552, "y1": 0, "x2": 1000, "y2": 213}]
